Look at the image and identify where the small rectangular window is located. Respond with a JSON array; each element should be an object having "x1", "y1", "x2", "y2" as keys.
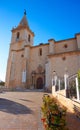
[
  {"x1": 28, "y1": 34, "x2": 30, "y2": 42},
  {"x1": 17, "y1": 32, "x2": 20, "y2": 39},
  {"x1": 39, "y1": 48, "x2": 42, "y2": 56},
  {"x1": 16, "y1": 32, "x2": 20, "y2": 41}
]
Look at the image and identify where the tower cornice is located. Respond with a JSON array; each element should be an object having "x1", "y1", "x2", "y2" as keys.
[{"x1": 11, "y1": 26, "x2": 34, "y2": 36}]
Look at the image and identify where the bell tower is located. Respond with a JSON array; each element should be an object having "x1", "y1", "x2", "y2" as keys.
[
  {"x1": 11, "y1": 10, "x2": 34, "y2": 47},
  {"x1": 5, "y1": 11, "x2": 34, "y2": 88}
]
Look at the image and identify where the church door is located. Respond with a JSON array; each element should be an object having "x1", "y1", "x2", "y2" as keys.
[{"x1": 36, "y1": 77, "x2": 43, "y2": 89}]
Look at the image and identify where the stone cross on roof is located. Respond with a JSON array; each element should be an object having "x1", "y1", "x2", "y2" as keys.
[
  {"x1": 19, "y1": 10, "x2": 29, "y2": 27},
  {"x1": 24, "y1": 9, "x2": 26, "y2": 15}
]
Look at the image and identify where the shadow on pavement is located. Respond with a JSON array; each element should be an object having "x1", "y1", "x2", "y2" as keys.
[
  {"x1": 66, "y1": 111, "x2": 80, "y2": 130},
  {"x1": 0, "y1": 98, "x2": 33, "y2": 115}
]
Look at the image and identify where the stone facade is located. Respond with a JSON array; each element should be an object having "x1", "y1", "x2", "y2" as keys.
[{"x1": 5, "y1": 13, "x2": 80, "y2": 89}]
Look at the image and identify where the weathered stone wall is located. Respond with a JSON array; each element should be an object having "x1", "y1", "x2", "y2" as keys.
[
  {"x1": 55, "y1": 38, "x2": 77, "y2": 54},
  {"x1": 46, "y1": 52, "x2": 80, "y2": 88},
  {"x1": 29, "y1": 45, "x2": 49, "y2": 88}
]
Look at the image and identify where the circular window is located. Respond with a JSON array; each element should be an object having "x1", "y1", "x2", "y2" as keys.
[
  {"x1": 64, "y1": 44, "x2": 68, "y2": 48},
  {"x1": 62, "y1": 56, "x2": 66, "y2": 60}
]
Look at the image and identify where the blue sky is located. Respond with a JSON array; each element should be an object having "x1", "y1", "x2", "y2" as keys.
[{"x1": 0, "y1": 0, "x2": 80, "y2": 81}]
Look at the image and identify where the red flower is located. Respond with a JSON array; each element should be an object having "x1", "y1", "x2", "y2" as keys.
[
  {"x1": 44, "y1": 123, "x2": 47, "y2": 129},
  {"x1": 41, "y1": 118, "x2": 46, "y2": 123},
  {"x1": 51, "y1": 118, "x2": 54, "y2": 122}
]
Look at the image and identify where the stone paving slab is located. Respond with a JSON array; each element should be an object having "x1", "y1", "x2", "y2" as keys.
[{"x1": 0, "y1": 91, "x2": 44, "y2": 130}]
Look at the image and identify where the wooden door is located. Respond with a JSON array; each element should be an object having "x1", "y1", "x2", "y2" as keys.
[{"x1": 37, "y1": 77, "x2": 43, "y2": 89}]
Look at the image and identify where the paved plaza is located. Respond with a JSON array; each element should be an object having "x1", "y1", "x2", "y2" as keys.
[
  {"x1": 0, "y1": 90, "x2": 45, "y2": 130},
  {"x1": 0, "y1": 90, "x2": 80, "y2": 130}
]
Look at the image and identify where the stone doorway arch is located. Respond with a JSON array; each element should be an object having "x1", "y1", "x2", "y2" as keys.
[{"x1": 36, "y1": 77, "x2": 43, "y2": 89}]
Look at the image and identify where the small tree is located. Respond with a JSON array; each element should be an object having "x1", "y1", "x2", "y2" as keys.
[{"x1": 0, "y1": 81, "x2": 5, "y2": 86}]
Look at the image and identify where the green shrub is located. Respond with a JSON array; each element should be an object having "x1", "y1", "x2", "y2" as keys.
[
  {"x1": 41, "y1": 94, "x2": 69, "y2": 130},
  {"x1": 0, "y1": 81, "x2": 5, "y2": 86}
]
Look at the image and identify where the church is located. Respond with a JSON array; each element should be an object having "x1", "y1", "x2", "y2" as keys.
[{"x1": 5, "y1": 11, "x2": 80, "y2": 90}]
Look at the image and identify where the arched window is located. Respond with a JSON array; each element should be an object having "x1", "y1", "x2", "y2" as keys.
[
  {"x1": 39, "y1": 48, "x2": 42, "y2": 56},
  {"x1": 28, "y1": 34, "x2": 30, "y2": 42},
  {"x1": 17, "y1": 32, "x2": 20, "y2": 39}
]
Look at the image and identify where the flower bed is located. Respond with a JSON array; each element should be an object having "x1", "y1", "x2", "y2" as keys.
[{"x1": 41, "y1": 94, "x2": 69, "y2": 130}]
